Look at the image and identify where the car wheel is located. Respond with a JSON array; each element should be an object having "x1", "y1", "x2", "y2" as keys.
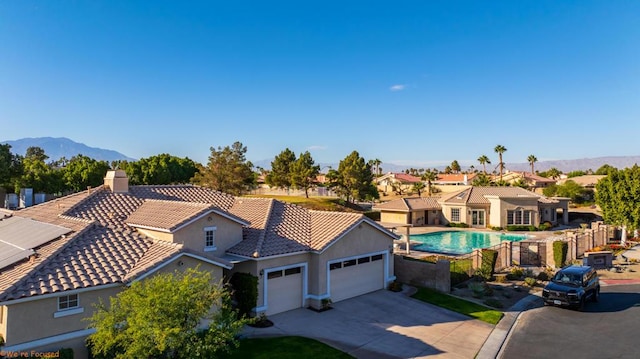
[{"x1": 593, "y1": 287, "x2": 600, "y2": 303}]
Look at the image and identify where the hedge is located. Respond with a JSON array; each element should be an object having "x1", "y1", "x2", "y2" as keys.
[
  {"x1": 230, "y1": 272, "x2": 258, "y2": 318},
  {"x1": 553, "y1": 241, "x2": 568, "y2": 268}
]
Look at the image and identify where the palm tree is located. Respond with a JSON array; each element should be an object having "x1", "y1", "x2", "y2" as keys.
[
  {"x1": 527, "y1": 155, "x2": 538, "y2": 174},
  {"x1": 477, "y1": 155, "x2": 491, "y2": 174},
  {"x1": 547, "y1": 167, "x2": 562, "y2": 180},
  {"x1": 494, "y1": 145, "x2": 507, "y2": 180},
  {"x1": 421, "y1": 170, "x2": 438, "y2": 196}
]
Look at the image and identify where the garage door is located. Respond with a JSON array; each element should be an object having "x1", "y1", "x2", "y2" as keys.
[
  {"x1": 266, "y1": 266, "x2": 303, "y2": 315},
  {"x1": 329, "y1": 254, "x2": 385, "y2": 303}
]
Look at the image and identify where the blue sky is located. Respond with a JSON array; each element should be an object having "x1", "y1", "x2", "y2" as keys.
[{"x1": 1, "y1": 1, "x2": 638, "y2": 168}]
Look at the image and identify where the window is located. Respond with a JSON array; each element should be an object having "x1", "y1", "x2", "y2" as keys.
[
  {"x1": 358, "y1": 257, "x2": 370, "y2": 264},
  {"x1": 343, "y1": 259, "x2": 357, "y2": 267},
  {"x1": 451, "y1": 208, "x2": 460, "y2": 222},
  {"x1": 507, "y1": 209, "x2": 533, "y2": 225},
  {"x1": 204, "y1": 226, "x2": 217, "y2": 251},
  {"x1": 267, "y1": 270, "x2": 283, "y2": 279},
  {"x1": 284, "y1": 267, "x2": 301, "y2": 276},
  {"x1": 330, "y1": 262, "x2": 342, "y2": 270},
  {"x1": 58, "y1": 294, "x2": 79, "y2": 311},
  {"x1": 371, "y1": 254, "x2": 383, "y2": 261}
]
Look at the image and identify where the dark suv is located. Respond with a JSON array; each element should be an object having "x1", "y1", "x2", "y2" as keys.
[{"x1": 542, "y1": 265, "x2": 600, "y2": 310}]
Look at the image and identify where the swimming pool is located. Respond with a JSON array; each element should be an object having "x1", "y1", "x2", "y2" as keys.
[{"x1": 409, "y1": 231, "x2": 528, "y2": 255}]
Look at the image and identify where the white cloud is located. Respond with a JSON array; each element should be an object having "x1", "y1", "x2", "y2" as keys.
[{"x1": 389, "y1": 84, "x2": 406, "y2": 92}]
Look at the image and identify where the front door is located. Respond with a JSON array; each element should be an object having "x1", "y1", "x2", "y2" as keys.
[{"x1": 471, "y1": 210, "x2": 485, "y2": 227}]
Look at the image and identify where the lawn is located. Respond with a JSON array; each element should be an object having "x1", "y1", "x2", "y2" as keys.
[
  {"x1": 411, "y1": 287, "x2": 504, "y2": 325},
  {"x1": 220, "y1": 336, "x2": 353, "y2": 359},
  {"x1": 243, "y1": 194, "x2": 363, "y2": 212}
]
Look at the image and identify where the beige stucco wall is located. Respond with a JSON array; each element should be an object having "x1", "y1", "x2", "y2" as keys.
[
  {"x1": 380, "y1": 211, "x2": 409, "y2": 224},
  {"x1": 135, "y1": 212, "x2": 243, "y2": 257},
  {"x1": 440, "y1": 204, "x2": 466, "y2": 225},
  {"x1": 172, "y1": 213, "x2": 243, "y2": 255},
  {"x1": 4, "y1": 286, "x2": 122, "y2": 346},
  {"x1": 487, "y1": 197, "x2": 502, "y2": 227},
  {"x1": 496, "y1": 197, "x2": 540, "y2": 227},
  {"x1": 0, "y1": 305, "x2": 6, "y2": 344},
  {"x1": 315, "y1": 223, "x2": 394, "y2": 296}
]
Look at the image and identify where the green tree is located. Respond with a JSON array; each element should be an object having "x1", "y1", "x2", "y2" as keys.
[
  {"x1": 126, "y1": 154, "x2": 198, "y2": 185},
  {"x1": 87, "y1": 268, "x2": 247, "y2": 359},
  {"x1": 494, "y1": 145, "x2": 507, "y2": 180},
  {"x1": 412, "y1": 181, "x2": 426, "y2": 196},
  {"x1": 527, "y1": 155, "x2": 538, "y2": 174},
  {"x1": 596, "y1": 165, "x2": 640, "y2": 244},
  {"x1": 15, "y1": 146, "x2": 57, "y2": 193},
  {"x1": 595, "y1": 164, "x2": 616, "y2": 175},
  {"x1": 62, "y1": 155, "x2": 111, "y2": 192},
  {"x1": 450, "y1": 160, "x2": 461, "y2": 174},
  {"x1": 566, "y1": 170, "x2": 587, "y2": 178},
  {"x1": 477, "y1": 155, "x2": 491, "y2": 174},
  {"x1": 265, "y1": 148, "x2": 296, "y2": 191},
  {"x1": 0, "y1": 144, "x2": 22, "y2": 193},
  {"x1": 421, "y1": 170, "x2": 437, "y2": 196},
  {"x1": 327, "y1": 151, "x2": 379, "y2": 203},
  {"x1": 472, "y1": 173, "x2": 492, "y2": 186},
  {"x1": 290, "y1": 151, "x2": 320, "y2": 198},
  {"x1": 547, "y1": 167, "x2": 562, "y2": 180},
  {"x1": 193, "y1": 142, "x2": 255, "y2": 195}
]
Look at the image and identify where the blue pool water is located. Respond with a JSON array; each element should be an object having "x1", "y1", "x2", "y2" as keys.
[{"x1": 410, "y1": 231, "x2": 528, "y2": 255}]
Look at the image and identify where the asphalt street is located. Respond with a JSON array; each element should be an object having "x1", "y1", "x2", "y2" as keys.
[{"x1": 499, "y1": 284, "x2": 640, "y2": 359}]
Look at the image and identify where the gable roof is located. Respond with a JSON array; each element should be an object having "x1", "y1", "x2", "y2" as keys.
[
  {"x1": 0, "y1": 181, "x2": 395, "y2": 302},
  {"x1": 376, "y1": 173, "x2": 422, "y2": 184},
  {"x1": 373, "y1": 197, "x2": 441, "y2": 212},
  {"x1": 440, "y1": 186, "x2": 559, "y2": 205}
]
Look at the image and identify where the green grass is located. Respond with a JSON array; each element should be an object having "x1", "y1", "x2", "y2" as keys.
[
  {"x1": 243, "y1": 195, "x2": 362, "y2": 212},
  {"x1": 411, "y1": 287, "x2": 504, "y2": 325},
  {"x1": 220, "y1": 336, "x2": 353, "y2": 359}
]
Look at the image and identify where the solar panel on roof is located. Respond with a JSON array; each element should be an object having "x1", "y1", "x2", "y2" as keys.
[{"x1": 0, "y1": 216, "x2": 71, "y2": 270}]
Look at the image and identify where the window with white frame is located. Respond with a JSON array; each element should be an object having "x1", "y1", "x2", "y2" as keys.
[
  {"x1": 204, "y1": 226, "x2": 217, "y2": 251},
  {"x1": 507, "y1": 209, "x2": 532, "y2": 225},
  {"x1": 58, "y1": 293, "x2": 79, "y2": 311},
  {"x1": 451, "y1": 208, "x2": 461, "y2": 222}
]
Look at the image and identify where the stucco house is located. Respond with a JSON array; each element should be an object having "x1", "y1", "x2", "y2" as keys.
[
  {"x1": 375, "y1": 172, "x2": 422, "y2": 194},
  {"x1": 373, "y1": 186, "x2": 569, "y2": 228},
  {"x1": 499, "y1": 171, "x2": 556, "y2": 193},
  {"x1": 0, "y1": 170, "x2": 397, "y2": 355}
]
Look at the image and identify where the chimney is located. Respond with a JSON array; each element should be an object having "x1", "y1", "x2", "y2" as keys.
[{"x1": 104, "y1": 169, "x2": 129, "y2": 193}]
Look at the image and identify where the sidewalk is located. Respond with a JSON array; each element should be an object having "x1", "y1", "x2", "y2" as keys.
[{"x1": 475, "y1": 293, "x2": 541, "y2": 359}]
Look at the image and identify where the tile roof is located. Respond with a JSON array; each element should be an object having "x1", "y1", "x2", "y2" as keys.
[
  {"x1": 1, "y1": 181, "x2": 395, "y2": 302},
  {"x1": 373, "y1": 197, "x2": 441, "y2": 211},
  {"x1": 441, "y1": 186, "x2": 559, "y2": 205}
]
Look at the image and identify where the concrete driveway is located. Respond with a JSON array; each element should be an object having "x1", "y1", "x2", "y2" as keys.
[{"x1": 243, "y1": 290, "x2": 493, "y2": 358}]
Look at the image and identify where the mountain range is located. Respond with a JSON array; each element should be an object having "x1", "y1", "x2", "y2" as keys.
[
  {"x1": 2, "y1": 137, "x2": 639, "y2": 173},
  {"x1": 2, "y1": 137, "x2": 135, "y2": 162}
]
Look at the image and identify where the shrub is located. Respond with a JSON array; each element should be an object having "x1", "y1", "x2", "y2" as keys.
[
  {"x1": 468, "y1": 282, "x2": 485, "y2": 298},
  {"x1": 495, "y1": 274, "x2": 507, "y2": 283},
  {"x1": 490, "y1": 226, "x2": 503, "y2": 231},
  {"x1": 523, "y1": 269, "x2": 534, "y2": 278},
  {"x1": 524, "y1": 277, "x2": 537, "y2": 287},
  {"x1": 484, "y1": 298, "x2": 504, "y2": 309},
  {"x1": 59, "y1": 348, "x2": 74, "y2": 359},
  {"x1": 230, "y1": 272, "x2": 259, "y2": 318},
  {"x1": 553, "y1": 241, "x2": 568, "y2": 268},
  {"x1": 447, "y1": 222, "x2": 470, "y2": 228},
  {"x1": 538, "y1": 223, "x2": 551, "y2": 231},
  {"x1": 508, "y1": 267, "x2": 524, "y2": 280},
  {"x1": 537, "y1": 272, "x2": 550, "y2": 281},
  {"x1": 364, "y1": 211, "x2": 380, "y2": 221},
  {"x1": 483, "y1": 283, "x2": 494, "y2": 296},
  {"x1": 480, "y1": 249, "x2": 498, "y2": 281}
]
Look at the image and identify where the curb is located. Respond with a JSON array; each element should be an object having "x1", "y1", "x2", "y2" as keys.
[{"x1": 475, "y1": 293, "x2": 541, "y2": 359}]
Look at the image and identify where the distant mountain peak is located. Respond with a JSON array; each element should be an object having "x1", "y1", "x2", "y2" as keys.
[{"x1": 1, "y1": 137, "x2": 136, "y2": 162}]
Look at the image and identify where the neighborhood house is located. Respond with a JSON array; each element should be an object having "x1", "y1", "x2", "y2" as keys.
[
  {"x1": 0, "y1": 170, "x2": 397, "y2": 355},
  {"x1": 374, "y1": 186, "x2": 570, "y2": 228}
]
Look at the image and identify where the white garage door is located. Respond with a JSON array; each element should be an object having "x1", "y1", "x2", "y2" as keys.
[
  {"x1": 329, "y1": 254, "x2": 385, "y2": 303},
  {"x1": 266, "y1": 266, "x2": 303, "y2": 315}
]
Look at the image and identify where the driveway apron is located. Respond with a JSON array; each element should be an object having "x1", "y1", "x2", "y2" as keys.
[{"x1": 243, "y1": 290, "x2": 493, "y2": 359}]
